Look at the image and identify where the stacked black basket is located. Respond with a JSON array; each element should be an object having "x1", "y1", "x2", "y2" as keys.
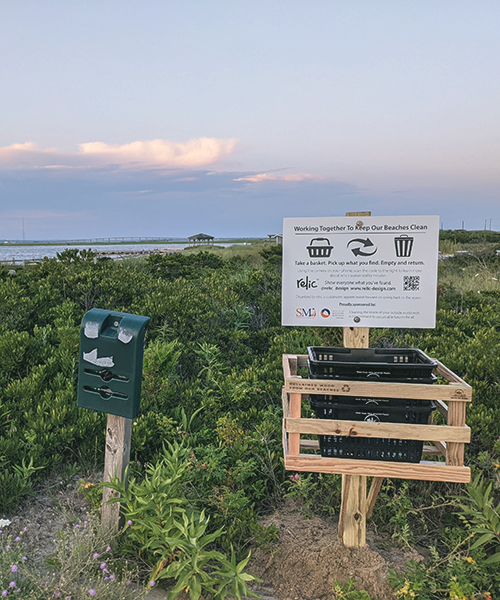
[{"x1": 307, "y1": 347, "x2": 437, "y2": 463}]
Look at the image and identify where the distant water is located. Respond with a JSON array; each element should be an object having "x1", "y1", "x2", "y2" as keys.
[
  {"x1": 0, "y1": 242, "x2": 241, "y2": 263},
  {"x1": 0, "y1": 243, "x2": 188, "y2": 263}
]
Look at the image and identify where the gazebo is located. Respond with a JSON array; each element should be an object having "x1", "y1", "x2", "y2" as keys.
[{"x1": 188, "y1": 233, "x2": 215, "y2": 244}]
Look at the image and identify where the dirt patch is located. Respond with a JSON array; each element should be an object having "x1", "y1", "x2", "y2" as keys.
[
  {"x1": 248, "y1": 500, "x2": 422, "y2": 600},
  {"x1": 5, "y1": 480, "x2": 421, "y2": 600}
]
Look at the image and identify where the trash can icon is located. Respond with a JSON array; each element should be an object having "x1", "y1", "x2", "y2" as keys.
[
  {"x1": 394, "y1": 235, "x2": 414, "y2": 257},
  {"x1": 307, "y1": 238, "x2": 334, "y2": 258}
]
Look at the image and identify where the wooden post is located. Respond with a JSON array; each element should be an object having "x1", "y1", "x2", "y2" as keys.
[
  {"x1": 102, "y1": 414, "x2": 132, "y2": 532},
  {"x1": 338, "y1": 210, "x2": 382, "y2": 547},
  {"x1": 447, "y1": 401, "x2": 467, "y2": 466},
  {"x1": 288, "y1": 355, "x2": 302, "y2": 456}
]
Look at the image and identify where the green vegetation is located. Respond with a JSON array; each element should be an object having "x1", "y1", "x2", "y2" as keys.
[{"x1": 1, "y1": 238, "x2": 500, "y2": 598}]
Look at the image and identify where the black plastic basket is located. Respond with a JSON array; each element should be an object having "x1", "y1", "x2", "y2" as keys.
[
  {"x1": 310, "y1": 397, "x2": 434, "y2": 463},
  {"x1": 307, "y1": 347, "x2": 437, "y2": 383},
  {"x1": 317, "y1": 435, "x2": 424, "y2": 462},
  {"x1": 310, "y1": 395, "x2": 434, "y2": 462}
]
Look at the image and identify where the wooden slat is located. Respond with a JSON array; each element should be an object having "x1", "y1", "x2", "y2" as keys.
[
  {"x1": 297, "y1": 355, "x2": 308, "y2": 369},
  {"x1": 300, "y1": 439, "x2": 320, "y2": 450},
  {"x1": 284, "y1": 377, "x2": 472, "y2": 402},
  {"x1": 436, "y1": 361, "x2": 470, "y2": 387},
  {"x1": 282, "y1": 354, "x2": 293, "y2": 380},
  {"x1": 284, "y1": 455, "x2": 471, "y2": 483},
  {"x1": 422, "y1": 444, "x2": 444, "y2": 456},
  {"x1": 285, "y1": 417, "x2": 471, "y2": 443},
  {"x1": 289, "y1": 394, "x2": 301, "y2": 456},
  {"x1": 282, "y1": 387, "x2": 289, "y2": 418},
  {"x1": 433, "y1": 440, "x2": 447, "y2": 456},
  {"x1": 434, "y1": 399, "x2": 449, "y2": 418},
  {"x1": 447, "y1": 401, "x2": 467, "y2": 466},
  {"x1": 366, "y1": 477, "x2": 384, "y2": 519}
]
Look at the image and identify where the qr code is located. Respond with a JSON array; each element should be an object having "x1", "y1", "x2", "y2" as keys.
[{"x1": 403, "y1": 275, "x2": 420, "y2": 291}]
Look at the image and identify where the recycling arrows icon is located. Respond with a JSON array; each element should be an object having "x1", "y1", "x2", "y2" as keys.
[{"x1": 347, "y1": 238, "x2": 378, "y2": 257}]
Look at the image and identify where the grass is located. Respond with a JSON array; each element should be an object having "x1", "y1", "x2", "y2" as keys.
[{"x1": 182, "y1": 240, "x2": 273, "y2": 264}]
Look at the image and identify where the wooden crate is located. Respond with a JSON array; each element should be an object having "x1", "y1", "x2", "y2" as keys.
[{"x1": 282, "y1": 354, "x2": 471, "y2": 483}]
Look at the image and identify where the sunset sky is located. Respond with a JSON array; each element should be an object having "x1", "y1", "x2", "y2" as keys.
[{"x1": 1, "y1": 1, "x2": 499, "y2": 240}]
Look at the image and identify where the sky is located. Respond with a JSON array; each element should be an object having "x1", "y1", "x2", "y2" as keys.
[{"x1": 1, "y1": 1, "x2": 499, "y2": 240}]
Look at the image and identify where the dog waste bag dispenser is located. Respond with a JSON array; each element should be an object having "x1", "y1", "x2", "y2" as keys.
[{"x1": 77, "y1": 309, "x2": 150, "y2": 419}]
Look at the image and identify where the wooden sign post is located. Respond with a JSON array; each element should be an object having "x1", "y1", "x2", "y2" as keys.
[
  {"x1": 337, "y1": 212, "x2": 383, "y2": 547},
  {"x1": 101, "y1": 414, "x2": 132, "y2": 532}
]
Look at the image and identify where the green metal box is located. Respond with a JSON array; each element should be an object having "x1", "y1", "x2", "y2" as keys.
[{"x1": 77, "y1": 308, "x2": 150, "y2": 419}]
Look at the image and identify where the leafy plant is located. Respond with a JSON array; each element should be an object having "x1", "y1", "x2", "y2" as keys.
[
  {"x1": 457, "y1": 473, "x2": 500, "y2": 564},
  {"x1": 332, "y1": 578, "x2": 373, "y2": 599},
  {"x1": 105, "y1": 441, "x2": 260, "y2": 599}
]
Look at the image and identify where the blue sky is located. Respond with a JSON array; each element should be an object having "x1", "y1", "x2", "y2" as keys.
[{"x1": 1, "y1": 1, "x2": 499, "y2": 239}]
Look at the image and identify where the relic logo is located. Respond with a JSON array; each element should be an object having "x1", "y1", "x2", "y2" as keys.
[
  {"x1": 296, "y1": 308, "x2": 317, "y2": 318},
  {"x1": 296, "y1": 276, "x2": 318, "y2": 290}
]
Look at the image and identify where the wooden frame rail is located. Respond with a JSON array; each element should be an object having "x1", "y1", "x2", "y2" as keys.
[{"x1": 282, "y1": 354, "x2": 471, "y2": 484}]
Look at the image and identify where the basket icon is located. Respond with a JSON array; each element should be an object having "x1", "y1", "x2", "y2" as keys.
[
  {"x1": 306, "y1": 238, "x2": 334, "y2": 258},
  {"x1": 394, "y1": 234, "x2": 414, "y2": 257}
]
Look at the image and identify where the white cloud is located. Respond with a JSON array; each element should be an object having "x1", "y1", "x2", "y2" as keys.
[
  {"x1": 0, "y1": 137, "x2": 238, "y2": 170},
  {"x1": 233, "y1": 172, "x2": 322, "y2": 183}
]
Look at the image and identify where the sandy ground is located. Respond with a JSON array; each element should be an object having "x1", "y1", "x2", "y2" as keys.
[{"x1": 5, "y1": 476, "x2": 419, "y2": 600}]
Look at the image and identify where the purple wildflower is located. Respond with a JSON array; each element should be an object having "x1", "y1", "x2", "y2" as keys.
[
  {"x1": 92, "y1": 553, "x2": 99, "y2": 559},
  {"x1": 89, "y1": 590, "x2": 96, "y2": 596},
  {"x1": 127, "y1": 520, "x2": 132, "y2": 525},
  {"x1": 14, "y1": 537, "x2": 20, "y2": 542},
  {"x1": 9, "y1": 582, "x2": 16, "y2": 588},
  {"x1": 6, "y1": 546, "x2": 10, "y2": 551},
  {"x1": 11, "y1": 565, "x2": 18, "y2": 572},
  {"x1": 22, "y1": 557, "x2": 27, "y2": 561},
  {"x1": 100, "y1": 562, "x2": 106, "y2": 570},
  {"x1": 1, "y1": 592, "x2": 7, "y2": 597},
  {"x1": 149, "y1": 580, "x2": 156, "y2": 587},
  {"x1": 106, "y1": 545, "x2": 111, "y2": 552}
]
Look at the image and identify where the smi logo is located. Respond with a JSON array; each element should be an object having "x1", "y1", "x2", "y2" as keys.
[
  {"x1": 296, "y1": 308, "x2": 317, "y2": 318},
  {"x1": 296, "y1": 276, "x2": 317, "y2": 290}
]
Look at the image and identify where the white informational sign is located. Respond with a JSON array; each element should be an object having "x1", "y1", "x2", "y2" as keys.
[{"x1": 282, "y1": 215, "x2": 439, "y2": 329}]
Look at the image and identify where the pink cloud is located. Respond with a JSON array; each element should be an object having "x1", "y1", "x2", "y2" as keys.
[
  {"x1": 0, "y1": 138, "x2": 238, "y2": 170},
  {"x1": 78, "y1": 138, "x2": 237, "y2": 168},
  {"x1": 233, "y1": 172, "x2": 322, "y2": 183}
]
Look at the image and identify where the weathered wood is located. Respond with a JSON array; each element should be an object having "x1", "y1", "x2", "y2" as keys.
[
  {"x1": 284, "y1": 417, "x2": 470, "y2": 443},
  {"x1": 341, "y1": 272, "x2": 370, "y2": 549},
  {"x1": 339, "y1": 475, "x2": 366, "y2": 546},
  {"x1": 447, "y1": 401, "x2": 467, "y2": 466},
  {"x1": 434, "y1": 399, "x2": 449, "y2": 419},
  {"x1": 300, "y1": 439, "x2": 320, "y2": 450},
  {"x1": 285, "y1": 355, "x2": 302, "y2": 456},
  {"x1": 284, "y1": 377, "x2": 472, "y2": 402},
  {"x1": 436, "y1": 362, "x2": 469, "y2": 386},
  {"x1": 343, "y1": 327, "x2": 370, "y2": 349},
  {"x1": 366, "y1": 477, "x2": 384, "y2": 519},
  {"x1": 284, "y1": 454, "x2": 470, "y2": 483},
  {"x1": 423, "y1": 443, "x2": 446, "y2": 456},
  {"x1": 102, "y1": 414, "x2": 132, "y2": 531},
  {"x1": 289, "y1": 393, "x2": 302, "y2": 456}
]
